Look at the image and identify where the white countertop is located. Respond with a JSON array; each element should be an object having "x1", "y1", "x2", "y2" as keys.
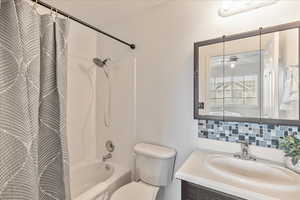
[{"x1": 175, "y1": 149, "x2": 300, "y2": 200}]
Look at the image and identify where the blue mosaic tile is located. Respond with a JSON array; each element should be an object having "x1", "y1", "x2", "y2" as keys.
[{"x1": 198, "y1": 120, "x2": 300, "y2": 149}]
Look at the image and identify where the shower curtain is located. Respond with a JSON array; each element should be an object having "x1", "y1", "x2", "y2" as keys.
[{"x1": 0, "y1": 0, "x2": 70, "y2": 199}]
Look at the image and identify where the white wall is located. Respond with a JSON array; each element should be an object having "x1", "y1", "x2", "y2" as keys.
[{"x1": 96, "y1": 1, "x2": 300, "y2": 200}]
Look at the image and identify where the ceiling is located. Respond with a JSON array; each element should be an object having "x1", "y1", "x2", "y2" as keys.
[{"x1": 42, "y1": 0, "x2": 170, "y2": 28}]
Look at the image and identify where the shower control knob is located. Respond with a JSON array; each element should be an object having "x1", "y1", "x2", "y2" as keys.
[{"x1": 105, "y1": 140, "x2": 115, "y2": 153}]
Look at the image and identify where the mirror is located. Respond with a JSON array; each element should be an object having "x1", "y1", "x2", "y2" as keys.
[
  {"x1": 261, "y1": 28, "x2": 299, "y2": 120},
  {"x1": 197, "y1": 42, "x2": 224, "y2": 118},
  {"x1": 194, "y1": 22, "x2": 300, "y2": 125},
  {"x1": 224, "y1": 36, "x2": 261, "y2": 119}
]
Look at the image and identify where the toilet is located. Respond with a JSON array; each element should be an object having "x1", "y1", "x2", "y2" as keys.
[{"x1": 111, "y1": 143, "x2": 177, "y2": 200}]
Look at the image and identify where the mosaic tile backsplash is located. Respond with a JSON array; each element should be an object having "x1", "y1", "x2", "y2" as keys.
[{"x1": 198, "y1": 120, "x2": 300, "y2": 149}]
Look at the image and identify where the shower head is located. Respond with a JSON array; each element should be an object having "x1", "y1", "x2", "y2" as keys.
[{"x1": 93, "y1": 58, "x2": 110, "y2": 68}]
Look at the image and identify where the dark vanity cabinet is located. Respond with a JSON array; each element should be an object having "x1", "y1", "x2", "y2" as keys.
[{"x1": 181, "y1": 181, "x2": 246, "y2": 200}]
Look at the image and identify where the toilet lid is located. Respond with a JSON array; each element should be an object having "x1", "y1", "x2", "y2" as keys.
[{"x1": 111, "y1": 182, "x2": 159, "y2": 200}]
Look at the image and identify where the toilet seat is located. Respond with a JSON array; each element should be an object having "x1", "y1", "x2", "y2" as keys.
[{"x1": 110, "y1": 182, "x2": 159, "y2": 200}]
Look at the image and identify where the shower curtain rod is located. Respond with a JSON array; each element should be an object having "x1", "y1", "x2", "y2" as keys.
[{"x1": 30, "y1": 0, "x2": 136, "y2": 49}]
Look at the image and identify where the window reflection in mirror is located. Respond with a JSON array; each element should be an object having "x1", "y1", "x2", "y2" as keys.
[
  {"x1": 198, "y1": 43, "x2": 223, "y2": 117},
  {"x1": 223, "y1": 36, "x2": 261, "y2": 118},
  {"x1": 261, "y1": 28, "x2": 299, "y2": 120}
]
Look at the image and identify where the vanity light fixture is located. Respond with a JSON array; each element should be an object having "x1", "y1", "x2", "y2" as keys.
[{"x1": 219, "y1": 0, "x2": 280, "y2": 17}]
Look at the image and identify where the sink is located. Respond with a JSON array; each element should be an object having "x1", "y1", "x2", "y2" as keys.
[
  {"x1": 176, "y1": 150, "x2": 300, "y2": 200},
  {"x1": 204, "y1": 154, "x2": 300, "y2": 190}
]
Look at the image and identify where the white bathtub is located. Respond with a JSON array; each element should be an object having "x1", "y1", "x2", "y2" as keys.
[{"x1": 71, "y1": 162, "x2": 131, "y2": 200}]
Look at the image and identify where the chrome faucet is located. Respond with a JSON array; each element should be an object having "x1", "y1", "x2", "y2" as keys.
[
  {"x1": 102, "y1": 153, "x2": 112, "y2": 162},
  {"x1": 234, "y1": 141, "x2": 256, "y2": 161}
]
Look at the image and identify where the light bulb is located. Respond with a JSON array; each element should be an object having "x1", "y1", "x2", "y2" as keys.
[{"x1": 230, "y1": 62, "x2": 236, "y2": 69}]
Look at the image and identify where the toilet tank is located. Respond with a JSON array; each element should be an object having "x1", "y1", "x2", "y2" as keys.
[{"x1": 134, "y1": 143, "x2": 177, "y2": 187}]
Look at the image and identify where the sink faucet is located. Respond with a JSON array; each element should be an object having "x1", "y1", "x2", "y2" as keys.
[
  {"x1": 102, "y1": 153, "x2": 112, "y2": 162},
  {"x1": 234, "y1": 141, "x2": 256, "y2": 161}
]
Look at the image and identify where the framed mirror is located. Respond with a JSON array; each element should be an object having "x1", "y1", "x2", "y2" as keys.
[
  {"x1": 196, "y1": 42, "x2": 224, "y2": 120},
  {"x1": 261, "y1": 28, "x2": 299, "y2": 121},
  {"x1": 194, "y1": 21, "x2": 300, "y2": 125}
]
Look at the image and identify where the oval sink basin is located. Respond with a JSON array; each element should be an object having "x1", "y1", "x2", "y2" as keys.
[{"x1": 204, "y1": 154, "x2": 300, "y2": 190}]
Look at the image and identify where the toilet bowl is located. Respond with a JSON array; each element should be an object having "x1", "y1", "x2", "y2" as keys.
[
  {"x1": 110, "y1": 143, "x2": 176, "y2": 200},
  {"x1": 111, "y1": 182, "x2": 159, "y2": 200}
]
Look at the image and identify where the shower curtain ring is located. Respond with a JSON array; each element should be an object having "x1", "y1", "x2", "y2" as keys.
[
  {"x1": 55, "y1": 8, "x2": 58, "y2": 20},
  {"x1": 50, "y1": 7, "x2": 55, "y2": 21},
  {"x1": 33, "y1": 0, "x2": 38, "y2": 13}
]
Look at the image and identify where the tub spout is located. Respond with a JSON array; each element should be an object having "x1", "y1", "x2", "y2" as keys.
[{"x1": 102, "y1": 153, "x2": 112, "y2": 162}]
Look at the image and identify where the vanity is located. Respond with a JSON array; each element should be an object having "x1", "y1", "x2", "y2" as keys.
[
  {"x1": 175, "y1": 149, "x2": 300, "y2": 200},
  {"x1": 181, "y1": 181, "x2": 244, "y2": 200}
]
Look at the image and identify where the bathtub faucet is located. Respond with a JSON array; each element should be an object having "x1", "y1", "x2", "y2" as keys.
[{"x1": 102, "y1": 153, "x2": 112, "y2": 162}]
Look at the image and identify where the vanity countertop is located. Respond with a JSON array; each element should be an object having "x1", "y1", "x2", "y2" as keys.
[{"x1": 175, "y1": 149, "x2": 300, "y2": 200}]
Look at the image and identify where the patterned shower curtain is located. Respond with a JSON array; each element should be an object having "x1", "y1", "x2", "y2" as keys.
[{"x1": 0, "y1": 0, "x2": 70, "y2": 199}]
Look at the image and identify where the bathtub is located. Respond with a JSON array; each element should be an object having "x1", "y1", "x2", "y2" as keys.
[{"x1": 71, "y1": 162, "x2": 131, "y2": 200}]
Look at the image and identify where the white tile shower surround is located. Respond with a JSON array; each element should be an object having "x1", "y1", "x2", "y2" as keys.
[
  {"x1": 67, "y1": 21, "x2": 98, "y2": 166},
  {"x1": 66, "y1": 15, "x2": 136, "y2": 200},
  {"x1": 96, "y1": 39, "x2": 137, "y2": 170}
]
